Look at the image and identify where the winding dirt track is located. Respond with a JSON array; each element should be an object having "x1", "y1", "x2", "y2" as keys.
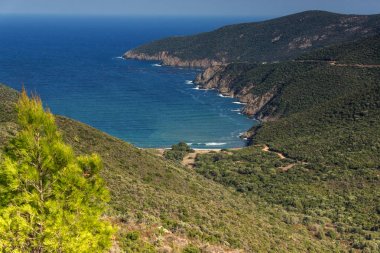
[
  {"x1": 328, "y1": 61, "x2": 380, "y2": 68},
  {"x1": 260, "y1": 145, "x2": 304, "y2": 171},
  {"x1": 261, "y1": 145, "x2": 286, "y2": 159},
  {"x1": 182, "y1": 149, "x2": 221, "y2": 168},
  {"x1": 296, "y1": 60, "x2": 380, "y2": 68},
  {"x1": 152, "y1": 145, "x2": 300, "y2": 172}
]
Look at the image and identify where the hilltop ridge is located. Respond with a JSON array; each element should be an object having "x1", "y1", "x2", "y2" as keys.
[{"x1": 124, "y1": 10, "x2": 380, "y2": 68}]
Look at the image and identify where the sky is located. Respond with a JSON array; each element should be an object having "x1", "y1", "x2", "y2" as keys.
[{"x1": 0, "y1": 0, "x2": 380, "y2": 17}]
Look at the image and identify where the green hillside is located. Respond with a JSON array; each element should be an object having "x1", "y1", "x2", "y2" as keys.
[
  {"x1": 191, "y1": 36, "x2": 380, "y2": 168},
  {"x1": 0, "y1": 84, "x2": 342, "y2": 252},
  {"x1": 187, "y1": 35, "x2": 380, "y2": 252},
  {"x1": 297, "y1": 35, "x2": 380, "y2": 64},
  {"x1": 125, "y1": 11, "x2": 380, "y2": 65},
  {"x1": 2, "y1": 12, "x2": 380, "y2": 252}
]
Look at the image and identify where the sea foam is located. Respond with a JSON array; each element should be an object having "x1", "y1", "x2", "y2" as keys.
[
  {"x1": 205, "y1": 142, "x2": 227, "y2": 146},
  {"x1": 192, "y1": 86, "x2": 208, "y2": 90},
  {"x1": 232, "y1": 101, "x2": 247, "y2": 105},
  {"x1": 218, "y1": 94, "x2": 233, "y2": 98},
  {"x1": 152, "y1": 63, "x2": 162, "y2": 67}
]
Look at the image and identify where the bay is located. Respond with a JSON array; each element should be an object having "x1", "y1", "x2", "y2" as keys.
[{"x1": 0, "y1": 15, "x2": 260, "y2": 148}]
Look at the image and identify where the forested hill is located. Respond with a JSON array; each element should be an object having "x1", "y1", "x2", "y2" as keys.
[
  {"x1": 190, "y1": 36, "x2": 380, "y2": 252},
  {"x1": 194, "y1": 35, "x2": 380, "y2": 118},
  {"x1": 124, "y1": 10, "x2": 380, "y2": 67},
  {"x1": 0, "y1": 84, "x2": 343, "y2": 252},
  {"x1": 297, "y1": 34, "x2": 380, "y2": 64}
]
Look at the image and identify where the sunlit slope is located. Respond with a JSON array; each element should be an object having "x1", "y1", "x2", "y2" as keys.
[{"x1": 0, "y1": 84, "x2": 341, "y2": 252}]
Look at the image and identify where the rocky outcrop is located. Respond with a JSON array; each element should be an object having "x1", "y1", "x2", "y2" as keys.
[
  {"x1": 195, "y1": 66, "x2": 279, "y2": 121},
  {"x1": 124, "y1": 51, "x2": 224, "y2": 68},
  {"x1": 240, "y1": 88, "x2": 277, "y2": 118}
]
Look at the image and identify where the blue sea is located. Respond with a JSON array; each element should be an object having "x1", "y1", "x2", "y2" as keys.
[{"x1": 0, "y1": 15, "x2": 260, "y2": 148}]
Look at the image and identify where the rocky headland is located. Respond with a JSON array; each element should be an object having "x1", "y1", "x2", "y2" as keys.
[
  {"x1": 194, "y1": 65, "x2": 278, "y2": 121},
  {"x1": 123, "y1": 51, "x2": 225, "y2": 68}
]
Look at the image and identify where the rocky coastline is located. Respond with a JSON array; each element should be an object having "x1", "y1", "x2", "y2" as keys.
[
  {"x1": 123, "y1": 50, "x2": 279, "y2": 141},
  {"x1": 123, "y1": 50, "x2": 225, "y2": 68},
  {"x1": 194, "y1": 65, "x2": 277, "y2": 121}
]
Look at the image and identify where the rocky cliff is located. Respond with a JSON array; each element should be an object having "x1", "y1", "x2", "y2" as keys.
[
  {"x1": 124, "y1": 51, "x2": 225, "y2": 68},
  {"x1": 194, "y1": 65, "x2": 278, "y2": 121}
]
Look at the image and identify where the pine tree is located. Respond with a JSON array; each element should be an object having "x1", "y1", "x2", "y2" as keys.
[{"x1": 0, "y1": 90, "x2": 114, "y2": 252}]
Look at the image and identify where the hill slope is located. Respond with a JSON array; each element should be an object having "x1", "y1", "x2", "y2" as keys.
[
  {"x1": 190, "y1": 37, "x2": 380, "y2": 251},
  {"x1": 194, "y1": 36, "x2": 380, "y2": 166},
  {"x1": 124, "y1": 11, "x2": 380, "y2": 67},
  {"x1": 0, "y1": 84, "x2": 342, "y2": 252}
]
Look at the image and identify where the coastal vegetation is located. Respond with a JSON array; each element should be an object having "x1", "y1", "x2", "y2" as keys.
[
  {"x1": 297, "y1": 35, "x2": 380, "y2": 64},
  {"x1": 0, "y1": 91, "x2": 113, "y2": 252},
  {"x1": 125, "y1": 17, "x2": 380, "y2": 251},
  {"x1": 0, "y1": 85, "x2": 342, "y2": 252},
  {"x1": 125, "y1": 11, "x2": 380, "y2": 66},
  {"x1": 195, "y1": 146, "x2": 380, "y2": 251},
  {"x1": 1, "y1": 9, "x2": 379, "y2": 253},
  {"x1": 164, "y1": 142, "x2": 194, "y2": 162},
  {"x1": 191, "y1": 31, "x2": 380, "y2": 252}
]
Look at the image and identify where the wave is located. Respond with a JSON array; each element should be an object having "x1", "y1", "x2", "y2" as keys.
[
  {"x1": 238, "y1": 132, "x2": 248, "y2": 140},
  {"x1": 218, "y1": 94, "x2": 233, "y2": 98},
  {"x1": 185, "y1": 80, "x2": 194, "y2": 85},
  {"x1": 231, "y1": 109, "x2": 241, "y2": 112},
  {"x1": 186, "y1": 143, "x2": 193, "y2": 146},
  {"x1": 232, "y1": 101, "x2": 247, "y2": 105},
  {"x1": 205, "y1": 142, "x2": 227, "y2": 146},
  {"x1": 192, "y1": 86, "x2": 208, "y2": 90},
  {"x1": 190, "y1": 142, "x2": 227, "y2": 147},
  {"x1": 113, "y1": 56, "x2": 124, "y2": 60},
  {"x1": 152, "y1": 63, "x2": 162, "y2": 67}
]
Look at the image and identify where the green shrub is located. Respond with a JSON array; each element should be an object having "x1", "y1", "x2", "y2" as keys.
[
  {"x1": 119, "y1": 231, "x2": 156, "y2": 253},
  {"x1": 325, "y1": 230, "x2": 337, "y2": 240},
  {"x1": 164, "y1": 142, "x2": 194, "y2": 162},
  {"x1": 182, "y1": 245, "x2": 201, "y2": 253}
]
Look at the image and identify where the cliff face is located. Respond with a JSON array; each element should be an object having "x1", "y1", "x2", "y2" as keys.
[
  {"x1": 195, "y1": 66, "x2": 278, "y2": 120},
  {"x1": 124, "y1": 51, "x2": 225, "y2": 68}
]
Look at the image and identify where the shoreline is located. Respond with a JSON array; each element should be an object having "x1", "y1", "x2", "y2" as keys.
[
  {"x1": 143, "y1": 148, "x2": 241, "y2": 152},
  {"x1": 145, "y1": 148, "x2": 242, "y2": 168},
  {"x1": 122, "y1": 56, "x2": 259, "y2": 139}
]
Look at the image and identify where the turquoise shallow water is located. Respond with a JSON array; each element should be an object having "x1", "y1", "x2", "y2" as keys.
[{"x1": 0, "y1": 15, "x2": 259, "y2": 148}]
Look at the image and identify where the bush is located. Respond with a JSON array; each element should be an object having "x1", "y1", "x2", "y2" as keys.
[
  {"x1": 119, "y1": 231, "x2": 156, "y2": 253},
  {"x1": 326, "y1": 230, "x2": 337, "y2": 240},
  {"x1": 183, "y1": 245, "x2": 201, "y2": 253},
  {"x1": 164, "y1": 142, "x2": 194, "y2": 162}
]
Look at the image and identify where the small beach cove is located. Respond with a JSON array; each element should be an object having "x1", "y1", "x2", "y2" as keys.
[{"x1": 148, "y1": 145, "x2": 300, "y2": 171}]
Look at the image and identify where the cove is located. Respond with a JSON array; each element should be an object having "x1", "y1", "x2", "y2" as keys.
[{"x1": 0, "y1": 15, "x2": 259, "y2": 148}]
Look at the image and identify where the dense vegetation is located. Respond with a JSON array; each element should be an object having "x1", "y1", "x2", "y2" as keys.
[
  {"x1": 127, "y1": 11, "x2": 380, "y2": 63},
  {"x1": 164, "y1": 142, "x2": 194, "y2": 162},
  {"x1": 191, "y1": 34, "x2": 380, "y2": 252},
  {"x1": 297, "y1": 35, "x2": 380, "y2": 64},
  {"x1": 1, "y1": 13, "x2": 379, "y2": 251},
  {"x1": 192, "y1": 36, "x2": 380, "y2": 168},
  {"x1": 0, "y1": 91, "x2": 113, "y2": 252},
  {"x1": 195, "y1": 146, "x2": 380, "y2": 251},
  {"x1": 0, "y1": 85, "x2": 341, "y2": 252}
]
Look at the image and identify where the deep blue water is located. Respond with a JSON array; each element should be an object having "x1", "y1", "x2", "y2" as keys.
[{"x1": 0, "y1": 15, "x2": 260, "y2": 148}]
